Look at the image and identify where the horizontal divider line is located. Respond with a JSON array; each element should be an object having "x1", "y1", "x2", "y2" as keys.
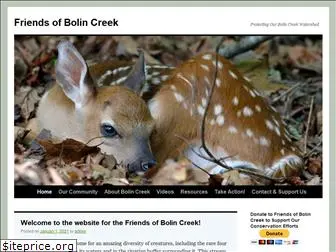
[{"x1": 15, "y1": 211, "x2": 238, "y2": 213}]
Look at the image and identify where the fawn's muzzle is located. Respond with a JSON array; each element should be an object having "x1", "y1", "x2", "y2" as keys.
[{"x1": 127, "y1": 139, "x2": 156, "y2": 173}]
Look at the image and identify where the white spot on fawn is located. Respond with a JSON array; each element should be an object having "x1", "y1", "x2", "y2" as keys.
[
  {"x1": 216, "y1": 115, "x2": 225, "y2": 126},
  {"x1": 285, "y1": 128, "x2": 290, "y2": 135},
  {"x1": 148, "y1": 100, "x2": 160, "y2": 120},
  {"x1": 228, "y1": 126, "x2": 238, "y2": 134},
  {"x1": 282, "y1": 139, "x2": 286, "y2": 145},
  {"x1": 201, "y1": 64, "x2": 210, "y2": 71},
  {"x1": 174, "y1": 92, "x2": 184, "y2": 103},
  {"x1": 214, "y1": 104, "x2": 223, "y2": 115},
  {"x1": 232, "y1": 97, "x2": 239, "y2": 106},
  {"x1": 161, "y1": 75, "x2": 169, "y2": 81},
  {"x1": 170, "y1": 85, "x2": 177, "y2": 91},
  {"x1": 255, "y1": 105, "x2": 261, "y2": 112},
  {"x1": 197, "y1": 105, "x2": 205, "y2": 116},
  {"x1": 291, "y1": 146, "x2": 296, "y2": 152},
  {"x1": 115, "y1": 76, "x2": 127, "y2": 84},
  {"x1": 273, "y1": 118, "x2": 280, "y2": 127},
  {"x1": 201, "y1": 98, "x2": 207, "y2": 107},
  {"x1": 202, "y1": 54, "x2": 212, "y2": 60},
  {"x1": 215, "y1": 78, "x2": 221, "y2": 87},
  {"x1": 249, "y1": 89, "x2": 256, "y2": 97},
  {"x1": 244, "y1": 76, "x2": 251, "y2": 82},
  {"x1": 212, "y1": 60, "x2": 223, "y2": 69},
  {"x1": 285, "y1": 134, "x2": 292, "y2": 142},
  {"x1": 243, "y1": 85, "x2": 250, "y2": 92},
  {"x1": 265, "y1": 119, "x2": 274, "y2": 130},
  {"x1": 229, "y1": 70, "x2": 238, "y2": 79},
  {"x1": 152, "y1": 77, "x2": 161, "y2": 84},
  {"x1": 243, "y1": 106, "x2": 253, "y2": 117},
  {"x1": 210, "y1": 119, "x2": 215, "y2": 125},
  {"x1": 190, "y1": 74, "x2": 196, "y2": 82},
  {"x1": 237, "y1": 110, "x2": 242, "y2": 117},
  {"x1": 275, "y1": 126, "x2": 281, "y2": 136},
  {"x1": 205, "y1": 88, "x2": 209, "y2": 97},
  {"x1": 204, "y1": 76, "x2": 210, "y2": 86},
  {"x1": 119, "y1": 66, "x2": 131, "y2": 71},
  {"x1": 246, "y1": 129, "x2": 254, "y2": 137},
  {"x1": 281, "y1": 149, "x2": 285, "y2": 155},
  {"x1": 151, "y1": 65, "x2": 172, "y2": 69},
  {"x1": 259, "y1": 137, "x2": 270, "y2": 146},
  {"x1": 97, "y1": 69, "x2": 113, "y2": 86}
]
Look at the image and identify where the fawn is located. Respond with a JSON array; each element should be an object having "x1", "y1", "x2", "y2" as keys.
[
  {"x1": 37, "y1": 41, "x2": 158, "y2": 173},
  {"x1": 36, "y1": 41, "x2": 303, "y2": 179}
]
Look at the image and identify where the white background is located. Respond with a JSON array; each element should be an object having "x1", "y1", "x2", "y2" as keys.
[{"x1": 7, "y1": 7, "x2": 329, "y2": 252}]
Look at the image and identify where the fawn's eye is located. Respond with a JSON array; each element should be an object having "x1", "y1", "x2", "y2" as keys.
[{"x1": 100, "y1": 123, "x2": 118, "y2": 138}]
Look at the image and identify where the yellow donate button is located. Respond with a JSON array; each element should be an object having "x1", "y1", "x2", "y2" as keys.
[{"x1": 259, "y1": 229, "x2": 290, "y2": 238}]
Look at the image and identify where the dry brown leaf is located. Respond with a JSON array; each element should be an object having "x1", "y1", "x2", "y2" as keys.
[
  {"x1": 15, "y1": 157, "x2": 42, "y2": 185},
  {"x1": 288, "y1": 176, "x2": 305, "y2": 185},
  {"x1": 91, "y1": 164, "x2": 113, "y2": 180},
  {"x1": 22, "y1": 38, "x2": 41, "y2": 59},
  {"x1": 15, "y1": 86, "x2": 42, "y2": 121},
  {"x1": 110, "y1": 165, "x2": 127, "y2": 179},
  {"x1": 104, "y1": 178, "x2": 129, "y2": 185},
  {"x1": 307, "y1": 156, "x2": 322, "y2": 175},
  {"x1": 220, "y1": 170, "x2": 254, "y2": 185},
  {"x1": 236, "y1": 58, "x2": 288, "y2": 93},
  {"x1": 208, "y1": 174, "x2": 224, "y2": 186},
  {"x1": 14, "y1": 126, "x2": 28, "y2": 142},
  {"x1": 191, "y1": 167, "x2": 209, "y2": 184},
  {"x1": 288, "y1": 45, "x2": 321, "y2": 66},
  {"x1": 88, "y1": 152, "x2": 105, "y2": 164},
  {"x1": 151, "y1": 159, "x2": 189, "y2": 185},
  {"x1": 37, "y1": 138, "x2": 100, "y2": 163},
  {"x1": 306, "y1": 175, "x2": 321, "y2": 185},
  {"x1": 15, "y1": 56, "x2": 28, "y2": 82},
  {"x1": 45, "y1": 167, "x2": 67, "y2": 185},
  {"x1": 101, "y1": 154, "x2": 117, "y2": 170}
]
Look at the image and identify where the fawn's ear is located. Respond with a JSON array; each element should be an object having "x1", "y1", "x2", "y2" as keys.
[
  {"x1": 56, "y1": 41, "x2": 96, "y2": 108},
  {"x1": 123, "y1": 50, "x2": 146, "y2": 94}
]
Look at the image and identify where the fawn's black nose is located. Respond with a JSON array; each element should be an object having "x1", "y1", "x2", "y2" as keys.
[{"x1": 141, "y1": 160, "x2": 157, "y2": 171}]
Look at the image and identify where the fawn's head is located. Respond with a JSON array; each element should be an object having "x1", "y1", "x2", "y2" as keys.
[{"x1": 55, "y1": 41, "x2": 156, "y2": 173}]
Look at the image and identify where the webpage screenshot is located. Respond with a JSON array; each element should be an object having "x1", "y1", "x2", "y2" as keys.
[{"x1": 1, "y1": 3, "x2": 334, "y2": 252}]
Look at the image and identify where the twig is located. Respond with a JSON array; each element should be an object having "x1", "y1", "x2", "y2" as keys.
[
  {"x1": 188, "y1": 160, "x2": 211, "y2": 176},
  {"x1": 219, "y1": 36, "x2": 273, "y2": 59},
  {"x1": 84, "y1": 136, "x2": 105, "y2": 147},
  {"x1": 271, "y1": 82, "x2": 303, "y2": 104},
  {"x1": 77, "y1": 136, "x2": 105, "y2": 152},
  {"x1": 199, "y1": 37, "x2": 232, "y2": 170},
  {"x1": 304, "y1": 96, "x2": 315, "y2": 154},
  {"x1": 175, "y1": 135, "x2": 216, "y2": 163},
  {"x1": 305, "y1": 140, "x2": 322, "y2": 157}
]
